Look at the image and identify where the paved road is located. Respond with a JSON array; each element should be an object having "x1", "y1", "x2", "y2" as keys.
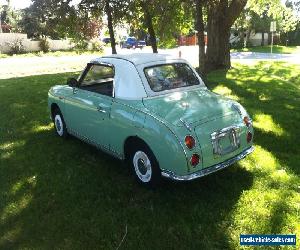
[
  {"x1": 0, "y1": 54, "x2": 96, "y2": 79},
  {"x1": 230, "y1": 51, "x2": 299, "y2": 64},
  {"x1": 169, "y1": 46, "x2": 299, "y2": 65},
  {"x1": 0, "y1": 46, "x2": 299, "y2": 79}
]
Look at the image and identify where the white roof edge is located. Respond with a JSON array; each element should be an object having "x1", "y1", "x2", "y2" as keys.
[{"x1": 92, "y1": 53, "x2": 186, "y2": 66}]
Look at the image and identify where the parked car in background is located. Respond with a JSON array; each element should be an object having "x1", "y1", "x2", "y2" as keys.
[
  {"x1": 136, "y1": 40, "x2": 146, "y2": 48},
  {"x1": 102, "y1": 37, "x2": 111, "y2": 44},
  {"x1": 121, "y1": 37, "x2": 146, "y2": 49},
  {"x1": 48, "y1": 54, "x2": 254, "y2": 186}
]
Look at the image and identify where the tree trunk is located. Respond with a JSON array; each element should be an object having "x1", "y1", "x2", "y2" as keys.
[
  {"x1": 141, "y1": 2, "x2": 158, "y2": 53},
  {"x1": 205, "y1": 0, "x2": 247, "y2": 73},
  {"x1": 0, "y1": 11, "x2": 2, "y2": 33},
  {"x1": 261, "y1": 31, "x2": 265, "y2": 46},
  {"x1": 105, "y1": 0, "x2": 117, "y2": 54},
  {"x1": 195, "y1": 0, "x2": 205, "y2": 74},
  {"x1": 205, "y1": 5, "x2": 231, "y2": 72}
]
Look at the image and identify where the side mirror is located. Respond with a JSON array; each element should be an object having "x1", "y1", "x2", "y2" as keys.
[{"x1": 67, "y1": 78, "x2": 79, "y2": 87}]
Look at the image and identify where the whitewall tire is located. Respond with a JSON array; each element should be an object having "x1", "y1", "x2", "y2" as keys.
[
  {"x1": 130, "y1": 143, "x2": 161, "y2": 187},
  {"x1": 133, "y1": 151, "x2": 153, "y2": 183},
  {"x1": 53, "y1": 109, "x2": 67, "y2": 138}
]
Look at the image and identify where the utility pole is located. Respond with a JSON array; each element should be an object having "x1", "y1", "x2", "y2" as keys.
[{"x1": 270, "y1": 21, "x2": 276, "y2": 55}]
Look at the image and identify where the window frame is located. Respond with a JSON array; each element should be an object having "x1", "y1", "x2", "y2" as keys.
[
  {"x1": 77, "y1": 62, "x2": 115, "y2": 97},
  {"x1": 143, "y1": 62, "x2": 201, "y2": 93}
]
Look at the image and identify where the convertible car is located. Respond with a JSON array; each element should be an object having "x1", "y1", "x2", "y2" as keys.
[{"x1": 48, "y1": 53, "x2": 254, "y2": 186}]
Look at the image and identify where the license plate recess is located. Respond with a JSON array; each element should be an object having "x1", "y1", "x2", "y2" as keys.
[{"x1": 211, "y1": 126, "x2": 240, "y2": 156}]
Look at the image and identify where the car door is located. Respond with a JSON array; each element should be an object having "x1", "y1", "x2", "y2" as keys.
[{"x1": 64, "y1": 63, "x2": 114, "y2": 150}]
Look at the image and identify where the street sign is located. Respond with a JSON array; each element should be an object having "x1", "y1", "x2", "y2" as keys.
[{"x1": 270, "y1": 21, "x2": 276, "y2": 32}]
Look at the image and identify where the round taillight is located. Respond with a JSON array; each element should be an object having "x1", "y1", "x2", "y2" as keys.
[
  {"x1": 185, "y1": 135, "x2": 195, "y2": 149},
  {"x1": 243, "y1": 116, "x2": 251, "y2": 127},
  {"x1": 190, "y1": 154, "x2": 200, "y2": 167},
  {"x1": 247, "y1": 131, "x2": 253, "y2": 143}
]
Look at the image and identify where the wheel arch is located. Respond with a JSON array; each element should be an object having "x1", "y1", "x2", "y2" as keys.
[
  {"x1": 50, "y1": 103, "x2": 61, "y2": 120},
  {"x1": 123, "y1": 113, "x2": 189, "y2": 176},
  {"x1": 124, "y1": 136, "x2": 153, "y2": 162}
]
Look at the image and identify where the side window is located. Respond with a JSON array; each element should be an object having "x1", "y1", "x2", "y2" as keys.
[{"x1": 80, "y1": 64, "x2": 114, "y2": 97}]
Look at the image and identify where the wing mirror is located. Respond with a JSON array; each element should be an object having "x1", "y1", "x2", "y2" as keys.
[{"x1": 67, "y1": 78, "x2": 79, "y2": 87}]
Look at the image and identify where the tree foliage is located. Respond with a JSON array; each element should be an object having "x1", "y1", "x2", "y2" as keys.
[
  {"x1": 131, "y1": 0, "x2": 194, "y2": 48},
  {"x1": 18, "y1": 0, "x2": 102, "y2": 42},
  {"x1": 0, "y1": 1, "x2": 21, "y2": 32},
  {"x1": 151, "y1": 0, "x2": 194, "y2": 48},
  {"x1": 12, "y1": 0, "x2": 300, "y2": 71},
  {"x1": 79, "y1": 0, "x2": 133, "y2": 53},
  {"x1": 234, "y1": 0, "x2": 299, "y2": 46}
]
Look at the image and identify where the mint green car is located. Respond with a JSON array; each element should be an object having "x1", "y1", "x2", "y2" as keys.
[{"x1": 48, "y1": 53, "x2": 254, "y2": 186}]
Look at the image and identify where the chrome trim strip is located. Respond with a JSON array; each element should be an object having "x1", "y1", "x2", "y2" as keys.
[
  {"x1": 231, "y1": 103, "x2": 242, "y2": 115},
  {"x1": 161, "y1": 146, "x2": 254, "y2": 181},
  {"x1": 180, "y1": 118, "x2": 192, "y2": 132},
  {"x1": 68, "y1": 128, "x2": 124, "y2": 160}
]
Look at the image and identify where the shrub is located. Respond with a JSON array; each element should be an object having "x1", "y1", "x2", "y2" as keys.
[
  {"x1": 37, "y1": 51, "x2": 45, "y2": 57},
  {"x1": 245, "y1": 40, "x2": 253, "y2": 48},
  {"x1": 230, "y1": 39, "x2": 244, "y2": 49},
  {"x1": 6, "y1": 39, "x2": 25, "y2": 55},
  {"x1": 74, "y1": 40, "x2": 89, "y2": 51},
  {"x1": 39, "y1": 38, "x2": 50, "y2": 53},
  {"x1": 158, "y1": 38, "x2": 178, "y2": 49},
  {"x1": 91, "y1": 40, "x2": 104, "y2": 52}
]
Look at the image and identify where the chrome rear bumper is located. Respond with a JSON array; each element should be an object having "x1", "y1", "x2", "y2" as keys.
[{"x1": 161, "y1": 146, "x2": 254, "y2": 181}]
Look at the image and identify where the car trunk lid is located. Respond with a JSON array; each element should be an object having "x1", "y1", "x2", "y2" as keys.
[
  {"x1": 142, "y1": 88, "x2": 235, "y2": 127},
  {"x1": 193, "y1": 113, "x2": 246, "y2": 169}
]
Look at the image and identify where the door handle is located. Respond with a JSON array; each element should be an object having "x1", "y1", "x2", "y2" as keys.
[{"x1": 97, "y1": 106, "x2": 107, "y2": 113}]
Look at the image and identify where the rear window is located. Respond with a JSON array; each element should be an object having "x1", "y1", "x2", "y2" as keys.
[{"x1": 144, "y1": 63, "x2": 200, "y2": 92}]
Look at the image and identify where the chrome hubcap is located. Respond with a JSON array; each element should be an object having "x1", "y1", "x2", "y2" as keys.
[
  {"x1": 137, "y1": 158, "x2": 147, "y2": 175},
  {"x1": 54, "y1": 114, "x2": 64, "y2": 136},
  {"x1": 133, "y1": 151, "x2": 152, "y2": 183}
]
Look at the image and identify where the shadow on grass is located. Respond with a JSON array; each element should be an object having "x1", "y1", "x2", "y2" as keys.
[
  {"x1": 0, "y1": 73, "x2": 254, "y2": 249},
  {"x1": 207, "y1": 61, "x2": 300, "y2": 176},
  {"x1": 203, "y1": 62, "x2": 300, "y2": 248}
]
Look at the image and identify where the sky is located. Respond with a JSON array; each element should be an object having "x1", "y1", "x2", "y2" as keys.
[
  {"x1": 11, "y1": 0, "x2": 32, "y2": 9},
  {"x1": 0, "y1": 0, "x2": 82, "y2": 9},
  {"x1": 0, "y1": 0, "x2": 32, "y2": 9}
]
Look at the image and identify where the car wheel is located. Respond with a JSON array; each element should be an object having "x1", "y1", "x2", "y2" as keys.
[
  {"x1": 130, "y1": 144, "x2": 161, "y2": 187},
  {"x1": 53, "y1": 109, "x2": 68, "y2": 138}
]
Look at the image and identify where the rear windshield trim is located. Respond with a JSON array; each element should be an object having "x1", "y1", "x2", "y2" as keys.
[{"x1": 143, "y1": 63, "x2": 200, "y2": 92}]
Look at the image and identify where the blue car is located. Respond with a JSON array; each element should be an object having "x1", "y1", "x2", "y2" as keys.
[{"x1": 121, "y1": 37, "x2": 146, "y2": 49}]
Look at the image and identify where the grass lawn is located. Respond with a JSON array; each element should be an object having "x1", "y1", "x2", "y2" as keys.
[
  {"x1": 231, "y1": 45, "x2": 300, "y2": 54},
  {"x1": 0, "y1": 62, "x2": 299, "y2": 249}
]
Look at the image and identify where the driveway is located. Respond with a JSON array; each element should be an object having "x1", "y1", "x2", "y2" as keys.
[{"x1": 0, "y1": 46, "x2": 299, "y2": 79}]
